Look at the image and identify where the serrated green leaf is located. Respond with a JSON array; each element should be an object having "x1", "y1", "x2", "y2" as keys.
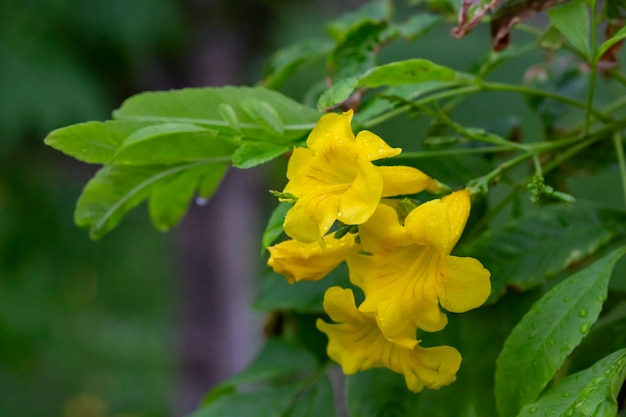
[
  {"x1": 319, "y1": 60, "x2": 469, "y2": 109},
  {"x1": 113, "y1": 123, "x2": 236, "y2": 165},
  {"x1": 112, "y1": 86, "x2": 320, "y2": 142},
  {"x1": 148, "y1": 163, "x2": 228, "y2": 231},
  {"x1": 254, "y1": 265, "x2": 352, "y2": 313},
  {"x1": 547, "y1": 0, "x2": 591, "y2": 60},
  {"x1": 461, "y1": 203, "x2": 626, "y2": 303},
  {"x1": 346, "y1": 368, "x2": 421, "y2": 417},
  {"x1": 263, "y1": 38, "x2": 334, "y2": 89},
  {"x1": 75, "y1": 161, "x2": 225, "y2": 239},
  {"x1": 597, "y1": 25, "x2": 626, "y2": 63},
  {"x1": 495, "y1": 247, "x2": 626, "y2": 417},
  {"x1": 240, "y1": 97, "x2": 285, "y2": 137},
  {"x1": 224, "y1": 339, "x2": 319, "y2": 387},
  {"x1": 232, "y1": 142, "x2": 291, "y2": 169},
  {"x1": 262, "y1": 202, "x2": 291, "y2": 249},
  {"x1": 517, "y1": 349, "x2": 626, "y2": 417},
  {"x1": 44, "y1": 120, "x2": 145, "y2": 164},
  {"x1": 218, "y1": 103, "x2": 242, "y2": 134},
  {"x1": 284, "y1": 374, "x2": 337, "y2": 417}
]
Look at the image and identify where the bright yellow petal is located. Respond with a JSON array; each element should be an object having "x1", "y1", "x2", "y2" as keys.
[
  {"x1": 306, "y1": 111, "x2": 355, "y2": 153},
  {"x1": 283, "y1": 196, "x2": 339, "y2": 243},
  {"x1": 285, "y1": 146, "x2": 313, "y2": 182},
  {"x1": 404, "y1": 189, "x2": 470, "y2": 254},
  {"x1": 354, "y1": 130, "x2": 401, "y2": 160},
  {"x1": 379, "y1": 165, "x2": 439, "y2": 197},
  {"x1": 348, "y1": 245, "x2": 449, "y2": 334},
  {"x1": 336, "y1": 158, "x2": 383, "y2": 225},
  {"x1": 316, "y1": 287, "x2": 461, "y2": 393},
  {"x1": 267, "y1": 233, "x2": 359, "y2": 284},
  {"x1": 358, "y1": 203, "x2": 410, "y2": 252},
  {"x1": 437, "y1": 255, "x2": 491, "y2": 312}
]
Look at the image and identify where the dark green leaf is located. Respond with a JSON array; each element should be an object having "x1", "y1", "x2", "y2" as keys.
[
  {"x1": 148, "y1": 163, "x2": 228, "y2": 231},
  {"x1": 461, "y1": 203, "x2": 626, "y2": 303},
  {"x1": 346, "y1": 368, "x2": 420, "y2": 417},
  {"x1": 112, "y1": 86, "x2": 320, "y2": 142},
  {"x1": 44, "y1": 120, "x2": 144, "y2": 164},
  {"x1": 597, "y1": 25, "x2": 626, "y2": 63},
  {"x1": 262, "y1": 202, "x2": 291, "y2": 249},
  {"x1": 232, "y1": 142, "x2": 291, "y2": 169},
  {"x1": 495, "y1": 247, "x2": 626, "y2": 417},
  {"x1": 225, "y1": 339, "x2": 319, "y2": 387},
  {"x1": 188, "y1": 385, "x2": 301, "y2": 417},
  {"x1": 547, "y1": 0, "x2": 591, "y2": 60},
  {"x1": 254, "y1": 265, "x2": 352, "y2": 313},
  {"x1": 284, "y1": 374, "x2": 337, "y2": 417},
  {"x1": 326, "y1": 0, "x2": 392, "y2": 40},
  {"x1": 393, "y1": 13, "x2": 441, "y2": 40},
  {"x1": 75, "y1": 161, "x2": 227, "y2": 239},
  {"x1": 319, "y1": 60, "x2": 470, "y2": 109},
  {"x1": 263, "y1": 38, "x2": 334, "y2": 89},
  {"x1": 517, "y1": 349, "x2": 626, "y2": 417},
  {"x1": 113, "y1": 123, "x2": 237, "y2": 165}
]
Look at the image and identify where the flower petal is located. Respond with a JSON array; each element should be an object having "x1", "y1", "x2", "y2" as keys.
[
  {"x1": 283, "y1": 196, "x2": 339, "y2": 243},
  {"x1": 268, "y1": 233, "x2": 359, "y2": 283},
  {"x1": 336, "y1": 159, "x2": 383, "y2": 225},
  {"x1": 285, "y1": 146, "x2": 313, "y2": 182},
  {"x1": 358, "y1": 203, "x2": 410, "y2": 252},
  {"x1": 437, "y1": 255, "x2": 491, "y2": 312},
  {"x1": 405, "y1": 189, "x2": 471, "y2": 254},
  {"x1": 379, "y1": 165, "x2": 439, "y2": 196},
  {"x1": 354, "y1": 130, "x2": 401, "y2": 160},
  {"x1": 306, "y1": 110, "x2": 355, "y2": 153},
  {"x1": 316, "y1": 287, "x2": 461, "y2": 393}
]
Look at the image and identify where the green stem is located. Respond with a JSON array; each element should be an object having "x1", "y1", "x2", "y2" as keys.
[
  {"x1": 394, "y1": 145, "x2": 513, "y2": 160},
  {"x1": 584, "y1": 0, "x2": 599, "y2": 136},
  {"x1": 612, "y1": 131, "x2": 626, "y2": 210}
]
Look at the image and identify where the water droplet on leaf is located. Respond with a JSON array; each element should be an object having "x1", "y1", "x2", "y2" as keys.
[
  {"x1": 578, "y1": 309, "x2": 588, "y2": 318},
  {"x1": 580, "y1": 323, "x2": 590, "y2": 334}
]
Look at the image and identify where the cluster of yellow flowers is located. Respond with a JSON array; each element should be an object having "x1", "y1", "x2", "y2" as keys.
[{"x1": 267, "y1": 111, "x2": 491, "y2": 393}]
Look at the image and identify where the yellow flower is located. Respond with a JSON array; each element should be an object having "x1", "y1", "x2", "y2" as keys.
[
  {"x1": 349, "y1": 190, "x2": 491, "y2": 345},
  {"x1": 281, "y1": 110, "x2": 442, "y2": 243},
  {"x1": 267, "y1": 232, "x2": 360, "y2": 284},
  {"x1": 316, "y1": 287, "x2": 462, "y2": 393}
]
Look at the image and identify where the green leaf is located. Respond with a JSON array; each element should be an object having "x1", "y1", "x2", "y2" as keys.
[
  {"x1": 113, "y1": 123, "x2": 237, "y2": 165},
  {"x1": 547, "y1": 0, "x2": 591, "y2": 60},
  {"x1": 326, "y1": 0, "x2": 392, "y2": 40},
  {"x1": 494, "y1": 247, "x2": 626, "y2": 417},
  {"x1": 346, "y1": 368, "x2": 420, "y2": 417},
  {"x1": 319, "y1": 60, "x2": 469, "y2": 109},
  {"x1": 44, "y1": 120, "x2": 145, "y2": 164},
  {"x1": 224, "y1": 339, "x2": 319, "y2": 387},
  {"x1": 517, "y1": 348, "x2": 626, "y2": 417},
  {"x1": 393, "y1": 13, "x2": 442, "y2": 40},
  {"x1": 262, "y1": 202, "x2": 291, "y2": 249},
  {"x1": 75, "y1": 161, "x2": 226, "y2": 239},
  {"x1": 597, "y1": 25, "x2": 626, "y2": 63},
  {"x1": 254, "y1": 265, "x2": 352, "y2": 313},
  {"x1": 232, "y1": 142, "x2": 291, "y2": 169},
  {"x1": 461, "y1": 203, "x2": 626, "y2": 303},
  {"x1": 188, "y1": 385, "x2": 301, "y2": 417},
  {"x1": 148, "y1": 163, "x2": 228, "y2": 231},
  {"x1": 262, "y1": 38, "x2": 334, "y2": 89},
  {"x1": 284, "y1": 374, "x2": 337, "y2": 417},
  {"x1": 112, "y1": 86, "x2": 320, "y2": 142}
]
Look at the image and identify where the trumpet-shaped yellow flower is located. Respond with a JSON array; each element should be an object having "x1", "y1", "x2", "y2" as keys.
[
  {"x1": 316, "y1": 287, "x2": 462, "y2": 393},
  {"x1": 281, "y1": 110, "x2": 442, "y2": 243},
  {"x1": 267, "y1": 232, "x2": 360, "y2": 284},
  {"x1": 348, "y1": 190, "x2": 491, "y2": 345}
]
